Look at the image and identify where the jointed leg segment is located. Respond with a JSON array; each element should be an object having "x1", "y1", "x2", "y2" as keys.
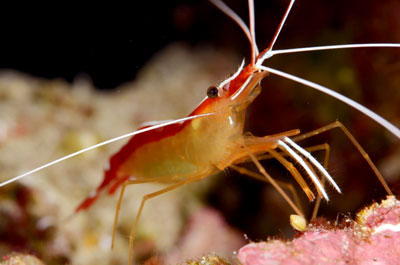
[
  {"x1": 111, "y1": 176, "x2": 175, "y2": 249},
  {"x1": 230, "y1": 164, "x2": 305, "y2": 215},
  {"x1": 113, "y1": 174, "x2": 207, "y2": 265},
  {"x1": 292, "y1": 121, "x2": 392, "y2": 195},
  {"x1": 230, "y1": 132, "x2": 337, "y2": 218},
  {"x1": 277, "y1": 139, "x2": 330, "y2": 200},
  {"x1": 307, "y1": 143, "x2": 330, "y2": 219},
  {"x1": 267, "y1": 149, "x2": 314, "y2": 201},
  {"x1": 256, "y1": 142, "x2": 331, "y2": 218},
  {"x1": 239, "y1": 121, "x2": 389, "y2": 220},
  {"x1": 241, "y1": 144, "x2": 304, "y2": 217}
]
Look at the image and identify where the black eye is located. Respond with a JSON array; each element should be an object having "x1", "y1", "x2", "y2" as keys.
[{"x1": 207, "y1": 86, "x2": 219, "y2": 99}]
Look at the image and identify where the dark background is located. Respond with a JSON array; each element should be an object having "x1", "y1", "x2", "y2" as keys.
[{"x1": 2, "y1": 0, "x2": 398, "y2": 88}]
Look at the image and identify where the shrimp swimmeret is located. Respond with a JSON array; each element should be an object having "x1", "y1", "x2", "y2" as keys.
[{"x1": 1, "y1": 0, "x2": 400, "y2": 264}]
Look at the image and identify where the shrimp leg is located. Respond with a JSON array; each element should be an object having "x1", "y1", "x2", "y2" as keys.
[
  {"x1": 125, "y1": 173, "x2": 209, "y2": 265},
  {"x1": 111, "y1": 176, "x2": 176, "y2": 249},
  {"x1": 267, "y1": 149, "x2": 314, "y2": 201},
  {"x1": 254, "y1": 143, "x2": 331, "y2": 218},
  {"x1": 241, "y1": 144, "x2": 304, "y2": 217},
  {"x1": 291, "y1": 121, "x2": 392, "y2": 195},
  {"x1": 269, "y1": 143, "x2": 332, "y2": 219},
  {"x1": 233, "y1": 141, "x2": 333, "y2": 220},
  {"x1": 247, "y1": 143, "x2": 330, "y2": 165},
  {"x1": 242, "y1": 136, "x2": 334, "y2": 197},
  {"x1": 277, "y1": 143, "x2": 331, "y2": 219},
  {"x1": 305, "y1": 143, "x2": 330, "y2": 219},
  {"x1": 227, "y1": 132, "x2": 336, "y2": 213},
  {"x1": 230, "y1": 164, "x2": 305, "y2": 216}
]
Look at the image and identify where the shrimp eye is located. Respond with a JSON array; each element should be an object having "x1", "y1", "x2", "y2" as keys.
[{"x1": 207, "y1": 86, "x2": 219, "y2": 99}]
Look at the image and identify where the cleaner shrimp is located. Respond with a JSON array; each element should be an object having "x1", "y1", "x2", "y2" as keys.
[{"x1": 1, "y1": 0, "x2": 399, "y2": 264}]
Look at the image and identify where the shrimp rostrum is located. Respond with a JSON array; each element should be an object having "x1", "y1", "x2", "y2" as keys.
[{"x1": 2, "y1": 0, "x2": 399, "y2": 264}]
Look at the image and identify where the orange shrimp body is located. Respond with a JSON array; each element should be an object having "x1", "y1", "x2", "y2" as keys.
[{"x1": 76, "y1": 64, "x2": 265, "y2": 211}]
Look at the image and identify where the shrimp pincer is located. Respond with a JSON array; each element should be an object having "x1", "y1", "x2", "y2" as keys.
[{"x1": 1, "y1": 0, "x2": 400, "y2": 264}]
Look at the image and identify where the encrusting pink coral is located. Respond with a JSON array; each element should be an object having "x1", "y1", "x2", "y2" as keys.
[{"x1": 237, "y1": 196, "x2": 400, "y2": 265}]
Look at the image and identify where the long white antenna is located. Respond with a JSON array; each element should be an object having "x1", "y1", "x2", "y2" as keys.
[
  {"x1": 257, "y1": 65, "x2": 400, "y2": 139},
  {"x1": 0, "y1": 113, "x2": 215, "y2": 187},
  {"x1": 248, "y1": 0, "x2": 259, "y2": 63},
  {"x1": 260, "y1": 43, "x2": 400, "y2": 60},
  {"x1": 209, "y1": 0, "x2": 252, "y2": 47},
  {"x1": 265, "y1": 0, "x2": 296, "y2": 53}
]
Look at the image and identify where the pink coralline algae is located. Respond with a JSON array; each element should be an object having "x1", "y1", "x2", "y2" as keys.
[{"x1": 238, "y1": 196, "x2": 400, "y2": 265}]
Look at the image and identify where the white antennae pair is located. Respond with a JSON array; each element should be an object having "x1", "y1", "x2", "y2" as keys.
[{"x1": 211, "y1": 0, "x2": 400, "y2": 139}]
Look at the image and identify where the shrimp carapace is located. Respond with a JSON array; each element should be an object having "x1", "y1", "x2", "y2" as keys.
[{"x1": 75, "y1": 66, "x2": 268, "y2": 212}]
